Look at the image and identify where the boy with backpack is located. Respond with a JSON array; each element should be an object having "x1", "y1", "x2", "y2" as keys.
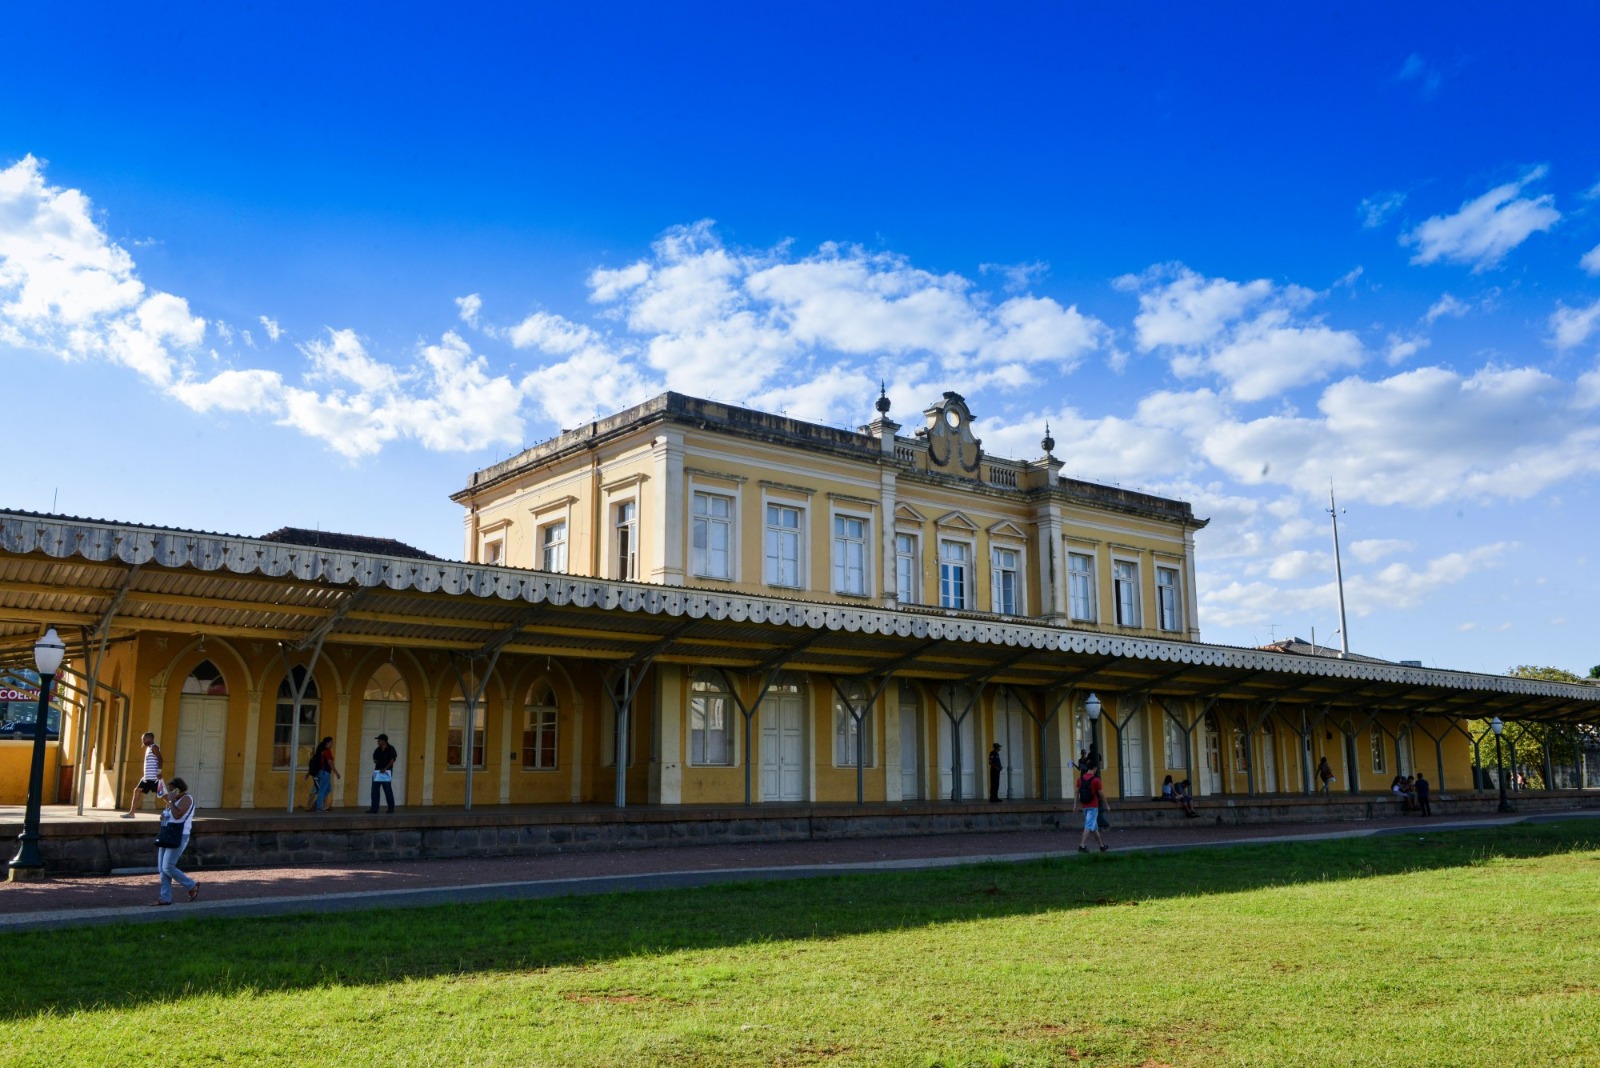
[{"x1": 1076, "y1": 762, "x2": 1109, "y2": 853}]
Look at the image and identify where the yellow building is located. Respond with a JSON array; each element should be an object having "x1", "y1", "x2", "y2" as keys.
[{"x1": 2, "y1": 391, "x2": 1596, "y2": 813}]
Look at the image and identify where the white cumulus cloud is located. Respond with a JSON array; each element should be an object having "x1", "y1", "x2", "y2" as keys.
[{"x1": 1403, "y1": 168, "x2": 1560, "y2": 271}]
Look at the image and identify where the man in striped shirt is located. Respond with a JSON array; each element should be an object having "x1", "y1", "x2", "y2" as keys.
[{"x1": 122, "y1": 732, "x2": 162, "y2": 818}]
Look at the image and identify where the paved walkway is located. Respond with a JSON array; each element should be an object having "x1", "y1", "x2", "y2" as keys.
[{"x1": 6, "y1": 809, "x2": 1589, "y2": 932}]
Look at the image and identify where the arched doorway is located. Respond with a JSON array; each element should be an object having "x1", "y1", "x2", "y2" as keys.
[
  {"x1": 175, "y1": 660, "x2": 228, "y2": 807},
  {"x1": 760, "y1": 673, "x2": 806, "y2": 802},
  {"x1": 361, "y1": 664, "x2": 411, "y2": 806}
]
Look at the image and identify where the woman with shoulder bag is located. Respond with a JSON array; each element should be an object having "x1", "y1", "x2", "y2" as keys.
[{"x1": 154, "y1": 777, "x2": 200, "y2": 906}]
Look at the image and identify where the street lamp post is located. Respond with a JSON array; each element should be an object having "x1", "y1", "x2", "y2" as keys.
[
  {"x1": 8, "y1": 627, "x2": 66, "y2": 882},
  {"x1": 1491, "y1": 716, "x2": 1514, "y2": 814},
  {"x1": 1085, "y1": 692, "x2": 1102, "y2": 769}
]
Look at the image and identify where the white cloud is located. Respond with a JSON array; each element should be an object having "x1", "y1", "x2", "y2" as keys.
[
  {"x1": 1550, "y1": 298, "x2": 1600, "y2": 351},
  {"x1": 1385, "y1": 333, "x2": 1427, "y2": 364},
  {"x1": 1424, "y1": 293, "x2": 1470, "y2": 323},
  {"x1": 0, "y1": 157, "x2": 530, "y2": 459},
  {"x1": 1358, "y1": 192, "x2": 1406, "y2": 229},
  {"x1": 1395, "y1": 53, "x2": 1442, "y2": 98},
  {"x1": 979, "y1": 260, "x2": 1049, "y2": 293},
  {"x1": 1349, "y1": 538, "x2": 1414, "y2": 564},
  {"x1": 1124, "y1": 265, "x2": 1362, "y2": 401},
  {"x1": 456, "y1": 293, "x2": 482, "y2": 327},
  {"x1": 1403, "y1": 168, "x2": 1560, "y2": 271},
  {"x1": 1581, "y1": 243, "x2": 1600, "y2": 275}
]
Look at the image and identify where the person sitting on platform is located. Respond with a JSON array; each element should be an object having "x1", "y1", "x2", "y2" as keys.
[
  {"x1": 1174, "y1": 777, "x2": 1199, "y2": 817},
  {"x1": 1391, "y1": 775, "x2": 1415, "y2": 813}
]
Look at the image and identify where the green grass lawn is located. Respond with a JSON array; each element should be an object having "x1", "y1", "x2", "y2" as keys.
[{"x1": 3, "y1": 821, "x2": 1599, "y2": 1067}]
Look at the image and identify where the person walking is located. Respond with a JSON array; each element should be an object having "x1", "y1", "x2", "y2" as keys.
[
  {"x1": 122, "y1": 731, "x2": 163, "y2": 818},
  {"x1": 369, "y1": 733, "x2": 398, "y2": 814},
  {"x1": 153, "y1": 777, "x2": 199, "y2": 906},
  {"x1": 1414, "y1": 772, "x2": 1432, "y2": 817},
  {"x1": 310, "y1": 737, "x2": 340, "y2": 811},
  {"x1": 988, "y1": 742, "x2": 1003, "y2": 803},
  {"x1": 1316, "y1": 756, "x2": 1334, "y2": 799},
  {"x1": 1077, "y1": 762, "x2": 1109, "y2": 853}
]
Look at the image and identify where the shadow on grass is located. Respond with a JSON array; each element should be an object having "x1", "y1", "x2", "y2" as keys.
[{"x1": 5, "y1": 819, "x2": 1598, "y2": 1019}]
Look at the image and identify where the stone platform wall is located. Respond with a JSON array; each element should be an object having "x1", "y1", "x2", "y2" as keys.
[{"x1": 10, "y1": 790, "x2": 1598, "y2": 875}]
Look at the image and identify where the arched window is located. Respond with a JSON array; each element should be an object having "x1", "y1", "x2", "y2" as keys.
[
  {"x1": 523, "y1": 679, "x2": 559, "y2": 770},
  {"x1": 364, "y1": 663, "x2": 409, "y2": 702},
  {"x1": 274, "y1": 666, "x2": 319, "y2": 769},
  {"x1": 183, "y1": 660, "x2": 228, "y2": 696},
  {"x1": 689, "y1": 670, "x2": 732, "y2": 766}
]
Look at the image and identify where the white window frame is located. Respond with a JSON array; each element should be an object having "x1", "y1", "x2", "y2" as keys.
[
  {"x1": 990, "y1": 544, "x2": 1023, "y2": 616},
  {"x1": 483, "y1": 540, "x2": 503, "y2": 565},
  {"x1": 1164, "y1": 715, "x2": 1189, "y2": 771},
  {"x1": 523, "y1": 683, "x2": 558, "y2": 770},
  {"x1": 833, "y1": 682, "x2": 875, "y2": 767},
  {"x1": 1068, "y1": 551, "x2": 1097, "y2": 622},
  {"x1": 612, "y1": 499, "x2": 639, "y2": 581},
  {"x1": 1371, "y1": 728, "x2": 1387, "y2": 774},
  {"x1": 1156, "y1": 565, "x2": 1181, "y2": 632},
  {"x1": 831, "y1": 510, "x2": 871, "y2": 596},
  {"x1": 448, "y1": 697, "x2": 487, "y2": 770},
  {"x1": 763, "y1": 498, "x2": 807, "y2": 589},
  {"x1": 688, "y1": 669, "x2": 735, "y2": 766},
  {"x1": 894, "y1": 531, "x2": 921, "y2": 604},
  {"x1": 690, "y1": 490, "x2": 736, "y2": 581},
  {"x1": 539, "y1": 520, "x2": 568, "y2": 574},
  {"x1": 1112, "y1": 558, "x2": 1142, "y2": 627},
  {"x1": 938, "y1": 538, "x2": 973, "y2": 610}
]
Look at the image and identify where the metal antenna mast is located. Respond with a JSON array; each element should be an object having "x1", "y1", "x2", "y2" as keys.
[{"x1": 1328, "y1": 483, "x2": 1349, "y2": 658}]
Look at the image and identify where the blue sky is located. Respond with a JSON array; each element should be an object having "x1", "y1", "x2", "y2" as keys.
[{"x1": 3, "y1": 4, "x2": 1598, "y2": 676}]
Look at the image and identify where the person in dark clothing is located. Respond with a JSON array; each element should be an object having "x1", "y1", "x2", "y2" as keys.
[
  {"x1": 369, "y1": 733, "x2": 398, "y2": 813},
  {"x1": 988, "y1": 742, "x2": 1003, "y2": 802},
  {"x1": 1414, "y1": 772, "x2": 1431, "y2": 817}
]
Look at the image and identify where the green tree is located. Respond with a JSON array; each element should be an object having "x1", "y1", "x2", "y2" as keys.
[{"x1": 1472, "y1": 666, "x2": 1593, "y2": 790}]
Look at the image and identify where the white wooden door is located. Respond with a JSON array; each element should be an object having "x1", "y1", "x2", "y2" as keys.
[
  {"x1": 761, "y1": 690, "x2": 805, "y2": 802},
  {"x1": 937, "y1": 707, "x2": 977, "y2": 800},
  {"x1": 898, "y1": 690, "x2": 922, "y2": 800},
  {"x1": 1202, "y1": 715, "x2": 1222, "y2": 795},
  {"x1": 1259, "y1": 723, "x2": 1278, "y2": 792},
  {"x1": 1121, "y1": 711, "x2": 1147, "y2": 797},
  {"x1": 361, "y1": 699, "x2": 410, "y2": 806},
  {"x1": 175, "y1": 694, "x2": 227, "y2": 807},
  {"x1": 1000, "y1": 703, "x2": 1028, "y2": 799}
]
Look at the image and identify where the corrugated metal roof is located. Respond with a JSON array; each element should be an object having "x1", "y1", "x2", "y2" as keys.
[{"x1": 1, "y1": 510, "x2": 1596, "y2": 722}]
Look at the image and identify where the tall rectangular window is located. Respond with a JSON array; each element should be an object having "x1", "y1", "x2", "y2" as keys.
[
  {"x1": 764, "y1": 503, "x2": 803, "y2": 587},
  {"x1": 523, "y1": 700, "x2": 558, "y2": 769},
  {"x1": 691, "y1": 493, "x2": 733, "y2": 579},
  {"x1": 448, "y1": 698, "x2": 486, "y2": 769},
  {"x1": 1068, "y1": 552, "x2": 1096, "y2": 622},
  {"x1": 991, "y1": 546, "x2": 1020, "y2": 615},
  {"x1": 1113, "y1": 560, "x2": 1141, "y2": 627},
  {"x1": 1156, "y1": 566, "x2": 1181, "y2": 631},
  {"x1": 833, "y1": 687, "x2": 874, "y2": 766},
  {"x1": 688, "y1": 671, "x2": 733, "y2": 765},
  {"x1": 895, "y1": 533, "x2": 920, "y2": 604},
  {"x1": 1370, "y1": 729, "x2": 1387, "y2": 774},
  {"x1": 540, "y1": 521, "x2": 567, "y2": 573},
  {"x1": 939, "y1": 540, "x2": 969, "y2": 610},
  {"x1": 1164, "y1": 716, "x2": 1189, "y2": 771},
  {"x1": 833, "y1": 515, "x2": 868, "y2": 595},
  {"x1": 613, "y1": 501, "x2": 637, "y2": 581}
]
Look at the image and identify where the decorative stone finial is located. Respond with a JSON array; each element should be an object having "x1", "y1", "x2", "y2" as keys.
[
  {"x1": 1041, "y1": 421, "x2": 1056, "y2": 457},
  {"x1": 875, "y1": 381, "x2": 892, "y2": 415}
]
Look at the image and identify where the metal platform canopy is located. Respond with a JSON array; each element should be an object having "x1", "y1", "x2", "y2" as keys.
[{"x1": 2, "y1": 511, "x2": 1597, "y2": 804}]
